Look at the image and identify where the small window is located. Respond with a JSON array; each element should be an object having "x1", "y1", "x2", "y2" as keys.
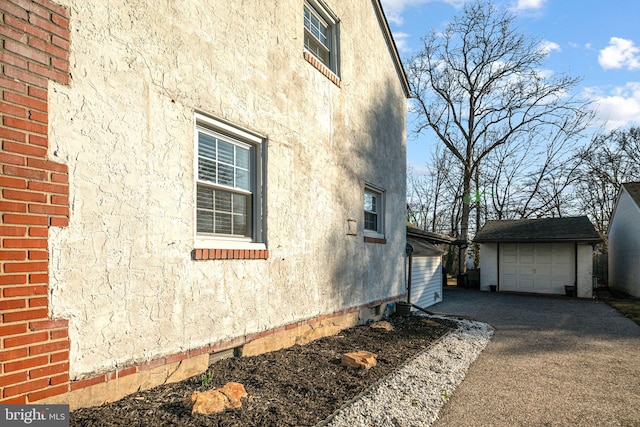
[
  {"x1": 304, "y1": 0, "x2": 339, "y2": 74},
  {"x1": 364, "y1": 185, "x2": 385, "y2": 239},
  {"x1": 194, "y1": 114, "x2": 264, "y2": 247}
]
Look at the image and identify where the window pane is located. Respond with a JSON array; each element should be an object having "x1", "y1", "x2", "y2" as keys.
[
  {"x1": 197, "y1": 185, "x2": 214, "y2": 209},
  {"x1": 218, "y1": 163, "x2": 234, "y2": 186},
  {"x1": 197, "y1": 209, "x2": 214, "y2": 233},
  {"x1": 198, "y1": 133, "x2": 217, "y2": 160},
  {"x1": 233, "y1": 214, "x2": 247, "y2": 236},
  {"x1": 364, "y1": 193, "x2": 377, "y2": 213},
  {"x1": 215, "y1": 191, "x2": 232, "y2": 213},
  {"x1": 198, "y1": 157, "x2": 217, "y2": 183},
  {"x1": 218, "y1": 140, "x2": 234, "y2": 165},
  {"x1": 215, "y1": 213, "x2": 232, "y2": 235},
  {"x1": 232, "y1": 193, "x2": 247, "y2": 214},
  {"x1": 236, "y1": 169, "x2": 249, "y2": 191},
  {"x1": 236, "y1": 147, "x2": 250, "y2": 168},
  {"x1": 365, "y1": 212, "x2": 378, "y2": 231}
]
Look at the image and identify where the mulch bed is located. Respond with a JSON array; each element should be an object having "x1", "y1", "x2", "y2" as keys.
[{"x1": 70, "y1": 314, "x2": 457, "y2": 427}]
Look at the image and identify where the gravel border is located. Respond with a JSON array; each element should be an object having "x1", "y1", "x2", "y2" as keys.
[{"x1": 317, "y1": 316, "x2": 494, "y2": 427}]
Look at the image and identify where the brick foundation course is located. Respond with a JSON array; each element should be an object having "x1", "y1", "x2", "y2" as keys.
[{"x1": 38, "y1": 295, "x2": 401, "y2": 410}]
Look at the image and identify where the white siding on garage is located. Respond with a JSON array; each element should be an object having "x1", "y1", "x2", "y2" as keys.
[
  {"x1": 410, "y1": 256, "x2": 443, "y2": 308},
  {"x1": 479, "y1": 243, "x2": 498, "y2": 291},
  {"x1": 500, "y1": 243, "x2": 574, "y2": 295}
]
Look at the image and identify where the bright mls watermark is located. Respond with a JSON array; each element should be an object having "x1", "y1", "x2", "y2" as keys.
[
  {"x1": 1, "y1": 405, "x2": 69, "y2": 426},
  {"x1": 462, "y1": 188, "x2": 493, "y2": 205}
]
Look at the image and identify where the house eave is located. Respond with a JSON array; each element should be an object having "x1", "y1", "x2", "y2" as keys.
[{"x1": 372, "y1": 0, "x2": 411, "y2": 98}]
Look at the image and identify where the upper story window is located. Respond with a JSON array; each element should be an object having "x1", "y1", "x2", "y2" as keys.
[
  {"x1": 304, "y1": 0, "x2": 339, "y2": 75},
  {"x1": 364, "y1": 185, "x2": 385, "y2": 241},
  {"x1": 195, "y1": 113, "x2": 265, "y2": 248}
]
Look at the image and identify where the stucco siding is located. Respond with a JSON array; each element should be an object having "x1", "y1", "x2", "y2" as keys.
[
  {"x1": 609, "y1": 190, "x2": 640, "y2": 297},
  {"x1": 47, "y1": 0, "x2": 407, "y2": 378}
]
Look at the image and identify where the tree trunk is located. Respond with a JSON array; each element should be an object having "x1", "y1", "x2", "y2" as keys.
[{"x1": 458, "y1": 167, "x2": 472, "y2": 277}]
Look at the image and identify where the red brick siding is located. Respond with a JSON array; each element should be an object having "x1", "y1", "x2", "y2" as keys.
[
  {"x1": 192, "y1": 248, "x2": 270, "y2": 260},
  {"x1": 1, "y1": 0, "x2": 71, "y2": 404}
]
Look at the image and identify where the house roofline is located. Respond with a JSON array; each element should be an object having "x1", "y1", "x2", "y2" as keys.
[
  {"x1": 606, "y1": 183, "x2": 640, "y2": 236},
  {"x1": 372, "y1": 0, "x2": 411, "y2": 98},
  {"x1": 474, "y1": 238, "x2": 602, "y2": 244}
]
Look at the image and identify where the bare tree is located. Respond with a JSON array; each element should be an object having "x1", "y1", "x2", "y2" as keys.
[
  {"x1": 576, "y1": 127, "x2": 640, "y2": 236},
  {"x1": 482, "y1": 127, "x2": 583, "y2": 221},
  {"x1": 406, "y1": 0, "x2": 593, "y2": 273},
  {"x1": 406, "y1": 147, "x2": 462, "y2": 233}
]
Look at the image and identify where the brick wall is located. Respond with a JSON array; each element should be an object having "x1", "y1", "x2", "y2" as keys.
[{"x1": 1, "y1": 0, "x2": 71, "y2": 404}]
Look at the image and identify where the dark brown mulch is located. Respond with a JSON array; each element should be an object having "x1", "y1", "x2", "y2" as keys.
[{"x1": 70, "y1": 315, "x2": 456, "y2": 427}]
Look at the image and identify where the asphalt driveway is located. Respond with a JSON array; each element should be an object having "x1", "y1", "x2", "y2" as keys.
[{"x1": 430, "y1": 287, "x2": 640, "y2": 427}]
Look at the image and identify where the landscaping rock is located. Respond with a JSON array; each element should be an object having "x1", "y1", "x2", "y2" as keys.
[
  {"x1": 341, "y1": 351, "x2": 377, "y2": 370},
  {"x1": 191, "y1": 382, "x2": 247, "y2": 414},
  {"x1": 370, "y1": 321, "x2": 394, "y2": 331}
]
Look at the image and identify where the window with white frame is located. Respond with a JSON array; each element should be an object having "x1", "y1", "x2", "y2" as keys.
[
  {"x1": 364, "y1": 185, "x2": 385, "y2": 238},
  {"x1": 195, "y1": 114, "x2": 264, "y2": 245},
  {"x1": 304, "y1": 0, "x2": 339, "y2": 74}
]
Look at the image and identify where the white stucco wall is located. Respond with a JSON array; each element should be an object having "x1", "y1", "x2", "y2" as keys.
[
  {"x1": 47, "y1": 0, "x2": 407, "y2": 378},
  {"x1": 608, "y1": 189, "x2": 640, "y2": 297},
  {"x1": 479, "y1": 243, "x2": 498, "y2": 292}
]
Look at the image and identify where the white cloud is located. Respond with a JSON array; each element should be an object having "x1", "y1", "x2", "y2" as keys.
[
  {"x1": 380, "y1": 0, "x2": 465, "y2": 26},
  {"x1": 513, "y1": 0, "x2": 546, "y2": 11},
  {"x1": 586, "y1": 82, "x2": 640, "y2": 129},
  {"x1": 392, "y1": 32, "x2": 412, "y2": 53},
  {"x1": 598, "y1": 37, "x2": 640, "y2": 70},
  {"x1": 539, "y1": 40, "x2": 561, "y2": 55}
]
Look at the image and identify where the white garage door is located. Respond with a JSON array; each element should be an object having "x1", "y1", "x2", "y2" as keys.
[
  {"x1": 500, "y1": 243, "x2": 574, "y2": 295},
  {"x1": 410, "y1": 256, "x2": 443, "y2": 308}
]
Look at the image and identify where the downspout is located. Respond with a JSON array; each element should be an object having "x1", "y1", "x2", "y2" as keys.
[
  {"x1": 574, "y1": 242, "x2": 578, "y2": 297},
  {"x1": 406, "y1": 244, "x2": 414, "y2": 304}
]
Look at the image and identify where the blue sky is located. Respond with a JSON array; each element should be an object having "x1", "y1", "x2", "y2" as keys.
[{"x1": 380, "y1": 0, "x2": 640, "y2": 172}]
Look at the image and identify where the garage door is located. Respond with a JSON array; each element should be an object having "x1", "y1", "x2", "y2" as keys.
[
  {"x1": 500, "y1": 243, "x2": 574, "y2": 294},
  {"x1": 410, "y1": 256, "x2": 443, "y2": 308}
]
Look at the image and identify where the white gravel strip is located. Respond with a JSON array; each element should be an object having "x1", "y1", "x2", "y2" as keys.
[{"x1": 318, "y1": 316, "x2": 494, "y2": 427}]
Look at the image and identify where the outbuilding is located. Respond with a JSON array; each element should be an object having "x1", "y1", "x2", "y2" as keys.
[
  {"x1": 474, "y1": 217, "x2": 600, "y2": 298},
  {"x1": 405, "y1": 225, "x2": 458, "y2": 309},
  {"x1": 608, "y1": 182, "x2": 640, "y2": 297},
  {"x1": 406, "y1": 238, "x2": 444, "y2": 309}
]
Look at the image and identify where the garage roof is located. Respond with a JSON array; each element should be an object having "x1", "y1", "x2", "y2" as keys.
[
  {"x1": 407, "y1": 224, "x2": 464, "y2": 245},
  {"x1": 406, "y1": 238, "x2": 443, "y2": 257},
  {"x1": 473, "y1": 216, "x2": 601, "y2": 243}
]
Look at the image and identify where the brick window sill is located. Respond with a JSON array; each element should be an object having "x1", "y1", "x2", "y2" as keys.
[
  {"x1": 303, "y1": 51, "x2": 341, "y2": 88},
  {"x1": 192, "y1": 249, "x2": 269, "y2": 260},
  {"x1": 364, "y1": 237, "x2": 387, "y2": 244}
]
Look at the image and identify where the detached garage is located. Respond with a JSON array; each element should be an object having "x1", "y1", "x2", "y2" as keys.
[{"x1": 474, "y1": 217, "x2": 600, "y2": 298}]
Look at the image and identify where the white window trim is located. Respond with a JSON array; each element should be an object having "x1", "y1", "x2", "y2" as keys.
[
  {"x1": 364, "y1": 184, "x2": 385, "y2": 240},
  {"x1": 304, "y1": 0, "x2": 339, "y2": 75},
  {"x1": 193, "y1": 112, "x2": 266, "y2": 250}
]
